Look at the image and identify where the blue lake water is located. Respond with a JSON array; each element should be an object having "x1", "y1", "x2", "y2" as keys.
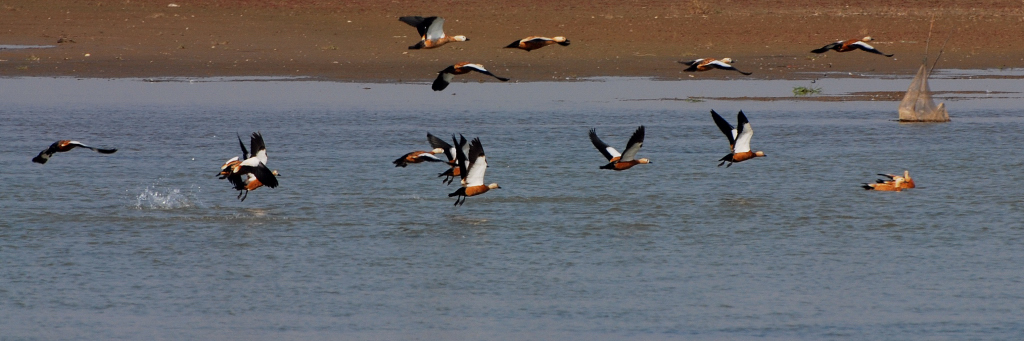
[{"x1": 1, "y1": 75, "x2": 1023, "y2": 340}]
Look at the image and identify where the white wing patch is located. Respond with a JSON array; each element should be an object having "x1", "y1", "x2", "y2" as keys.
[
  {"x1": 462, "y1": 64, "x2": 488, "y2": 72},
  {"x1": 605, "y1": 147, "x2": 622, "y2": 159},
  {"x1": 425, "y1": 18, "x2": 446, "y2": 40},
  {"x1": 851, "y1": 41, "x2": 875, "y2": 50},
  {"x1": 734, "y1": 122, "x2": 753, "y2": 153},
  {"x1": 707, "y1": 60, "x2": 733, "y2": 68},
  {"x1": 465, "y1": 155, "x2": 487, "y2": 187}
]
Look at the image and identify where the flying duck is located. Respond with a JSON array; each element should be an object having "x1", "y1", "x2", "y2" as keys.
[
  {"x1": 589, "y1": 126, "x2": 650, "y2": 171},
  {"x1": 220, "y1": 132, "x2": 279, "y2": 201},
  {"x1": 399, "y1": 16, "x2": 468, "y2": 49},
  {"x1": 678, "y1": 58, "x2": 752, "y2": 75},
  {"x1": 711, "y1": 110, "x2": 766, "y2": 167},
  {"x1": 430, "y1": 133, "x2": 468, "y2": 185},
  {"x1": 393, "y1": 136, "x2": 446, "y2": 168},
  {"x1": 505, "y1": 36, "x2": 570, "y2": 51},
  {"x1": 811, "y1": 36, "x2": 894, "y2": 57},
  {"x1": 432, "y1": 62, "x2": 510, "y2": 91},
  {"x1": 449, "y1": 136, "x2": 500, "y2": 206},
  {"x1": 32, "y1": 140, "x2": 117, "y2": 164}
]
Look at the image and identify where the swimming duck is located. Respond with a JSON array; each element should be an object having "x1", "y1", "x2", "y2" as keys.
[
  {"x1": 32, "y1": 140, "x2": 117, "y2": 164},
  {"x1": 399, "y1": 16, "x2": 468, "y2": 49},
  {"x1": 432, "y1": 62, "x2": 510, "y2": 91},
  {"x1": 589, "y1": 126, "x2": 650, "y2": 171},
  {"x1": 449, "y1": 136, "x2": 500, "y2": 206},
  {"x1": 875, "y1": 170, "x2": 915, "y2": 189},
  {"x1": 862, "y1": 177, "x2": 904, "y2": 191},
  {"x1": 811, "y1": 36, "x2": 894, "y2": 57},
  {"x1": 220, "y1": 132, "x2": 279, "y2": 201},
  {"x1": 505, "y1": 36, "x2": 570, "y2": 51},
  {"x1": 678, "y1": 58, "x2": 752, "y2": 75},
  {"x1": 711, "y1": 110, "x2": 766, "y2": 167}
]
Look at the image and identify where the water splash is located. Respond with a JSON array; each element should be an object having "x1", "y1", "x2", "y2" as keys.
[{"x1": 132, "y1": 185, "x2": 203, "y2": 210}]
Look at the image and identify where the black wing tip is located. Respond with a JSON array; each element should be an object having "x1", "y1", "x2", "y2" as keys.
[
  {"x1": 497, "y1": 77, "x2": 510, "y2": 82},
  {"x1": 32, "y1": 156, "x2": 48, "y2": 164},
  {"x1": 505, "y1": 41, "x2": 521, "y2": 48},
  {"x1": 810, "y1": 48, "x2": 829, "y2": 54},
  {"x1": 96, "y1": 148, "x2": 117, "y2": 154},
  {"x1": 558, "y1": 41, "x2": 570, "y2": 46}
]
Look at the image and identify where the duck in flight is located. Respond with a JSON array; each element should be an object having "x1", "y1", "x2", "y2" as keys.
[
  {"x1": 711, "y1": 110, "x2": 766, "y2": 167},
  {"x1": 449, "y1": 136, "x2": 500, "y2": 206},
  {"x1": 811, "y1": 36, "x2": 894, "y2": 57},
  {"x1": 505, "y1": 36, "x2": 570, "y2": 51},
  {"x1": 678, "y1": 58, "x2": 752, "y2": 75},
  {"x1": 589, "y1": 126, "x2": 650, "y2": 171},
  {"x1": 393, "y1": 133, "x2": 446, "y2": 168},
  {"x1": 32, "y1": 140, "x2": 117, "y2": 164},
  {"x1": 432, "y1": 62, "x2": 510, "y2": 91},
  {"x1": 429, "y1": 133, "x2": 468, "y2": 185},
  {"x1": 219, "y1": 132, "x2": 279, "y2": 201},
  {"x1": 399, "y1": 16, "x2": 468, "y2": 49}
]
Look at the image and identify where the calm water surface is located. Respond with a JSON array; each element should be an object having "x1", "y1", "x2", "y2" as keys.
[{"x1": 1, "y1": 76, "x2": 1023, "y2": 340}]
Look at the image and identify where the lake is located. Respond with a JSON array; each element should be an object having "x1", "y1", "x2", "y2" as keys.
[{"x1": 1, "y1": 74, "x2": 1023, "y2": 340}]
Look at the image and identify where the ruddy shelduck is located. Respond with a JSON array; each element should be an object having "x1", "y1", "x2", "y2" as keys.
[
  {"x1": 448, "y1": 136, "x2": 500, "y2": 206},
  {"x1": 589, "y1": 126, "x2": 651, "y2": 171},
  {"x1": 393, "y1": 133, "x2": 446, "y2": 168},
  {"x1": 399, "y1": 16, "x2": 468, "y2": 50},
  {"x1": 32, "y1": 140, "x2": 117, "y2": 164},
  {"x1": 811, "y1": 36, "x2": 894, "y2": 57},
  {"x1": 505, "y1": 36, "x2": 570, "y2": 51},
  {"x1": 678, "y1": 58, "x2": 753, "y2": 75},
  {"x1": 429, "y1": 133, "x2": 468, "y2": 185},
  {"x1": 874, "y1": 170, "x2": 915, "y2": 189},
  {"x1": 862, "y1": 177, "x2": 904, "y2": 191},
  {"x1": 711, "y1": 110, "x2": 766, "y2": 167},
  {"x1": 220, "y1": 132, "x2": 279, "y2": 201},
  {"x1": 432, "y1": 62, "x2": 510, "y2": 91}
]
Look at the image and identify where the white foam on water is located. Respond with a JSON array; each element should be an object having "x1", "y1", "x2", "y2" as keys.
[{"x1": 132, "y1": 185, "x2": 203, "y2": 210}]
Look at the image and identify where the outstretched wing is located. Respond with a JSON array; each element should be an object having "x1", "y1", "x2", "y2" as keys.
[
  {"x1": 811, "y1": 42, "x2": 842, "y2": 53},
  {"x1": 711, "y1": 110, "x2": 737, "y2": 149},
  {"x1": 67, "y1": 141, "x2": 117, "y2": 154},
  {"x1": 432, "y1": 71, "x2": 454, "y2": 91},
  {"x1": 850, "y1": 41, "x2": 893, "y2": 56},
  {"x1": 398, "y1": 16, "x2": 434, "y2": 38},
  {"x1": 250, "y1": 132, "x2": 268, "y2": 165},
  {"x1": 236, "y1": 133, "x2": 249, "y2": 160},
  {"x1": 678, "y1": 59, "x2": 703, "y2": 72},
  {"x1": 460, "y1": 64, "x2": 510, "y2": 82},
  {"x1": 464, "y1": 138, "x2": 488, "y2": 187},
  {"x1": 427, "y1": 133, "x2": 454, "y2": 161},
  {"x1": 619, "y1": 126, "x2": 645, "y2": 162},
  {"x1": 424, "y1": 17, "x2": 446, "y2": 40},
  {"x1": 31, "y1": 141, "x2": 62, "y2": 164},
  {"x1": 454, "y1": 135, "x2": 469, "y2": 181},
  {"x1": 706, "y1": 60, "x2": 752, "y2": 75},
  {"x1": 733, "y1": 111, "x2": 754, "y2": 153},
  {"x1": 588, "y1": 128, "x2": 621, "y2": 161}
]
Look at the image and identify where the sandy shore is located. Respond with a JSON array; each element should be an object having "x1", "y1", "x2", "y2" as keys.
[{"x1": 2, "y1": 0, "x2": 1023, "y2": 82}]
